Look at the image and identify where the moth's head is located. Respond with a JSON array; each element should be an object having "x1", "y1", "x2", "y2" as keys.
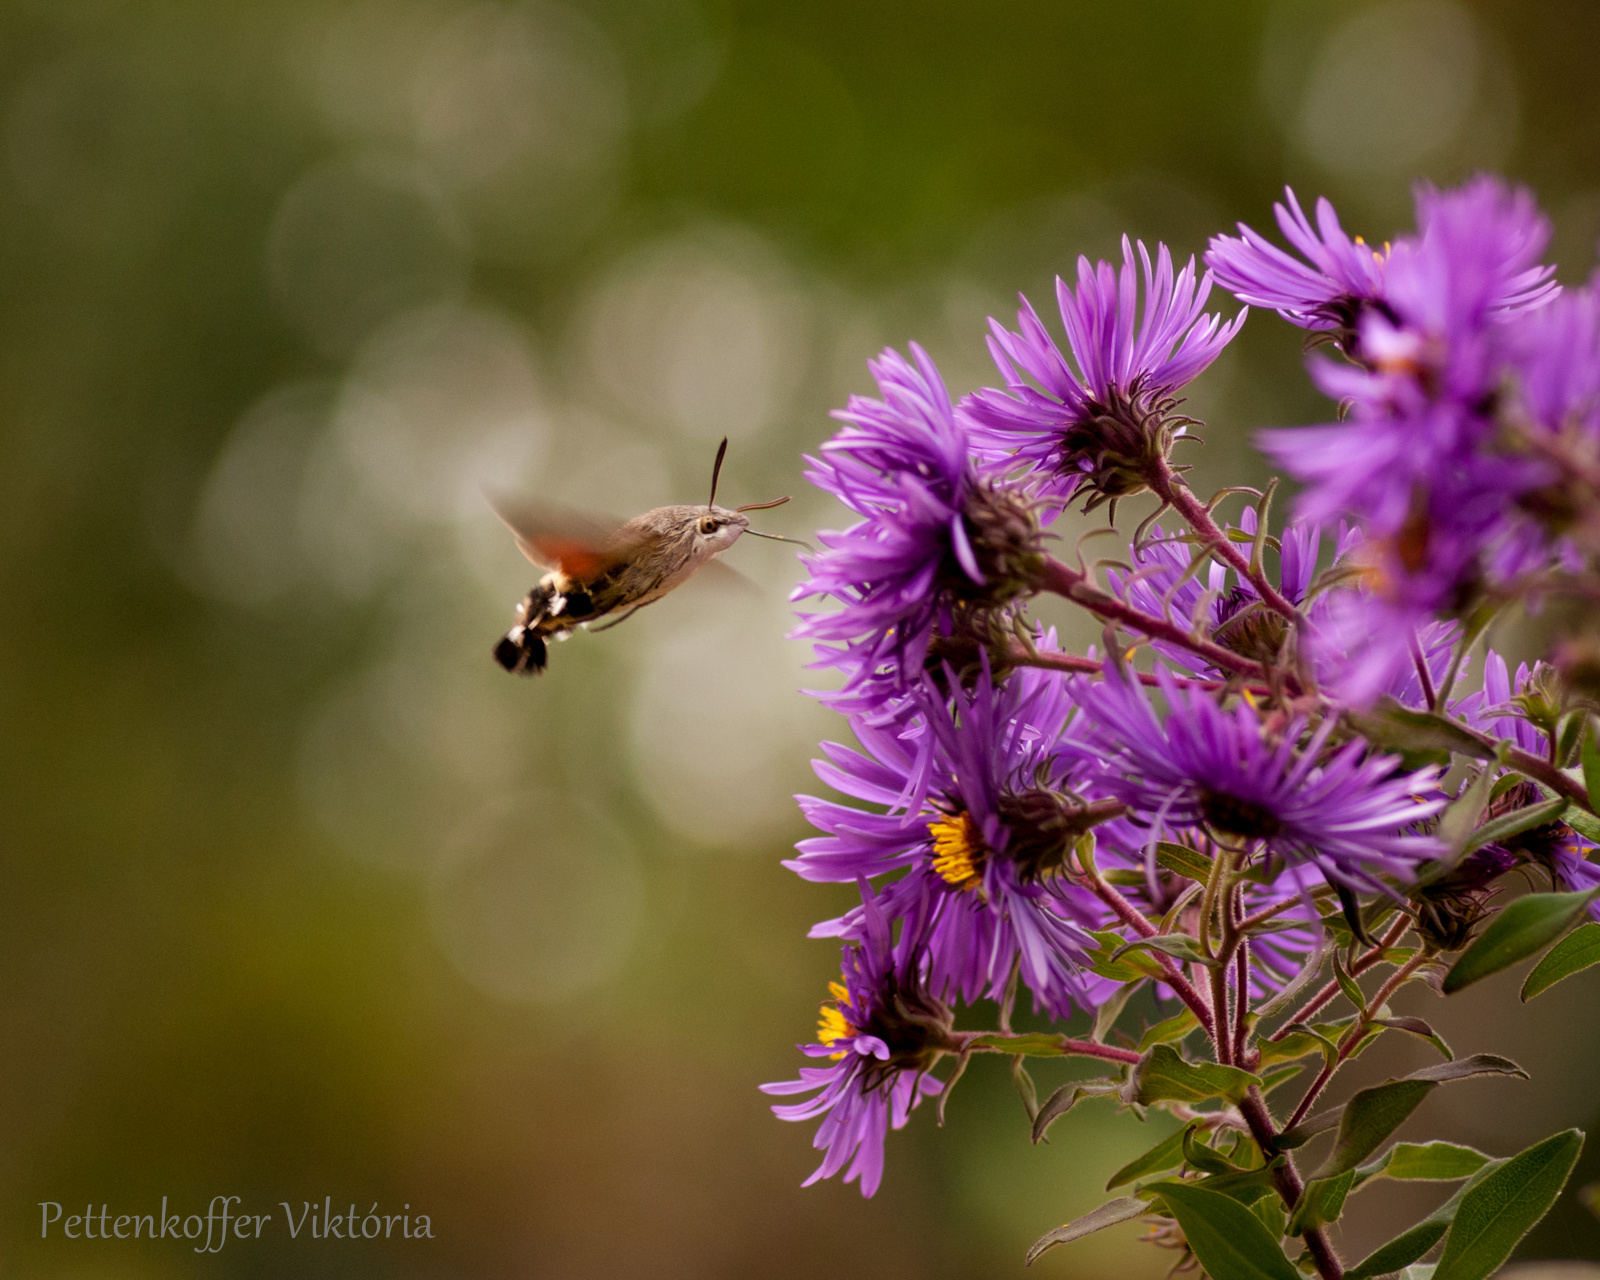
[{"x1": 693, "y1": 504, "x2": 750, "y2": 555}]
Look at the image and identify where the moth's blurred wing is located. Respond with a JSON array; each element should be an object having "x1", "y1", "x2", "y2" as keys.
[
  {"x1": 690, "y1": 556, "x2": 760, "y2": 595},
  {"x1": 485, "y1": 493, "x2": 642, "y2": 578}
]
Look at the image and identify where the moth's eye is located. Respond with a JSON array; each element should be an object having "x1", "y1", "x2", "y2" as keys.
[{"x1": 699, "y1": 516, "x2": 717, "y2": 534}]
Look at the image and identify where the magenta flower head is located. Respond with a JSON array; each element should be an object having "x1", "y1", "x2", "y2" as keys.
[
  {"x1": 760, "y1": 884, "x2": 948, "y2": 1197},
  {"x1": 1206, "y1": 187, "x2": 1389, "y2": 352},
  {"x1": 790, "y1": 660, "x2": 1115, "y2": 1019},
  {"x1": 1069, "y1": 660, "x2": 1446, "y2": 894},
  {"x1": 963, "y1": 237, "x2": 1245, "y2": 508},
  {"x1": 793, "y1": 345, "x2": 1044, "y2": 710}
]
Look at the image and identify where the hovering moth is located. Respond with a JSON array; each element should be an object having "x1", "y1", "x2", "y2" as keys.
[{"x1": 489, "y1": 438, "x2": 804, "y2": 675}]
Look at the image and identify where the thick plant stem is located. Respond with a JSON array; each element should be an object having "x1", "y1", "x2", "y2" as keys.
[
  {"x1": 1144, "y1": 454, "x2": 1304, "y2": 623},
  {"x1": 1238, "y1": 1089, "x2": 1345, "y2": 1280}
]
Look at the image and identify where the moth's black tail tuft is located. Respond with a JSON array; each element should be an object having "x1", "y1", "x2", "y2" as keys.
[{"x1": 493, "y1": 629, "x2": 548, "y2": 676}]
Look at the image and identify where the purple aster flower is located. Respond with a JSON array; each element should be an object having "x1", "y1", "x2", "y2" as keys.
[
  {"x1": 1068, "y1": 660, "x2": 1446, "y2": 894},
  {"x1": 1207, "y1": 187, "x2": 1389, "y2": 348},
  {"x1": 790, "y1": 660, "x2": 1115, "y2": 1019},
  {"x1": 1256, "y1": 179, "x2": 1563, "y2": 665},
  {"x1": 793, "y1": 345, "x2": 1044, "y2": 712},
  {"x1": 962, "y1": 237, "x2": 1245, "y2": 508},
  {"x1": 761, "y1": 886, "x2": 948, "y2": 1197}
]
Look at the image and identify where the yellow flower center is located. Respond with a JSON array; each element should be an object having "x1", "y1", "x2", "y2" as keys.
[
  {"x1": 928, "y1": 810, "x2": 986, "y2": 892},
  {"x1": 817, "y1": 978, "x2": 855, "y2": 1059}
]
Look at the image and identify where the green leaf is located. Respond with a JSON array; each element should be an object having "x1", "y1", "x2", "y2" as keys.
[
  {"x1": 1087, "y1": 929, "x2": 1167, "y2": 981},
  {"x1": 1150, "y1": 1181, "x2": 1302, "y2": 1280},
  {"x1": 1156, "y1": 841, "x2": 1215, "y2": 882},
  {"x1": 1373, "y1": 1015, "x2": 1453, "y2": 1061},
  {"x1": 1433, "y1": 1129, "x2": 1585, "y2": 1280},
  {"x1": 1358, "y1": 1141, "x2": 1492, "y2": 1186},
  {"x1": 1284, "y1": 1056, "x2": 1527, "y2": 1152},
  {"x1": 1138, "y1": 1008, "x2": 1200, "y2": 1052},
  {"x1": 1443, "y1": 890, "x2": 1600, "y2": 994},
  {"x1": 1437, "y1": 762, "x2": 1499, "y2": 859},
  {"x1": 1463, "y1": 796, "x2": 1569, "y2": 856},
  {"x1": 1565, "y1": 802, "x2": 1600, "y2": 843},
  {"x1": 1345, "y1": 1160, "x2": 1507, "y2": 1280},
  {"x1": 1027, "y1": 1078, "x2": 1120, "y2": 1144},
  {"x1": 1193, "y1": 1164, "x2": 1282, "y2": 1206},
  {"x1": 1112, "y1": 933, "x2": 1216, "y2": 968},
  {"x1": 1289, "y1": 1169, "x2": 1355, "y2": 1234},
  {"x1": 1024, "y1": 1196, "x2": 1149, "y2": 1266},
  {"x1": 1522, "y1": 920, "x2": 1600, "y2": 1001},
  {"x1": 1092, "y1": 979, "x2": 1144, "y2": 1042},
  {"x1": 1254, "y1": 939, "x2": 1331, "y2": 1019},
  {"x1": 1106, "y1": 1126, "x2": 1189, "y2": 1191},
  {"x1": 1331, "y1": 949, "x2": 1367, "y2": 1012},
  {"x1": 1259, "y1": 1063, "x2": 1307, "y2": 1096},
  {"x1": 1123, "y1": 1043, "x2": 1261, "y2": 1107},
  {"x1": 1312, "y1": 1079, "x2": 1437, "y2": 1179},
  {"x1": 1184, "y1": 1125, "x2": 1243, "y2": 1175},
  {"x1": 1345, "y1": 701, "x2": 1496, "y2": 762},
  {"x1": 1583, "y1": 716, "x2": 1600, "y2": 814},
  {"x1": 1256, "y1": 1032, "x2": 1325, "y2": 1068}
]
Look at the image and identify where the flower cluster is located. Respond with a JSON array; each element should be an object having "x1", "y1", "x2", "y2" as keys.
[{"x1": 766, "y1": 175, "x2": 1600, "y2": 1280}]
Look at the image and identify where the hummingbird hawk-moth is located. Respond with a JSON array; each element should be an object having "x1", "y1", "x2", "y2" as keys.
[{"x1": 489, "y1": 438, "x2": 805, "y2": 675}]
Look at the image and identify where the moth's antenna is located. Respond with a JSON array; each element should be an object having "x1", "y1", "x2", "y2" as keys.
[
  {"x1": 736, "y1": 495, "x2": 791, "y2": 512},
  {"x1": 743, "y1": 528, "x2": 814, "y2": 552},
  {"x1": 708, "y1": 436, "x2": 729, "y2": 508}
]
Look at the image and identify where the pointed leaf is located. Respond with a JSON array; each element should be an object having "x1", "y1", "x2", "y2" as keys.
[
  {"x1": 1025, "y1": 1196, "x2": 1148, "y2": 1266},
  {"x1": 1332, "y1": 948, "x2": 1367, "y2": 1012},
  {"x1": 1255, "y1": 938, "x2": 1331, "y2": 1019},
  {"x1": 1156, "y1": 841, "x2": 1215, "y2": 882},
  {"x1": 1289, "y1": 1169, "x2": 1355, "y2": 1234},
  {"x1": 1406, "y1": 1053, "x2": 1528, "y2": 1085},
  {"x1": 1359, "y1": 1142, "x2": 1492, "y2": 1186},
  {"x1": 1522, "y1": 921, "x2": 1600, "y2": 1001},
  {"x1": 1438, "y1": 763, "x2": 1499, "y2": 859},
  {"x1": 1259, "y1": 1063, "x2": 1307, "y2": 1096},
  {"x1": 1184, "y1": 1125, "x2": 1242, "y2": 1175},
  {"x1": 1092, "y1": 979, "x2": 1143, "y2": 1042},
  {"x1": 1433, "y1": 1129, "x2": 1585, "y2": 1280},
  {"x1": 1124, "y1": 1043, "x2": 1261, "y2": 1107},
  {"x1": 1256, "y1": 1032, "x2": 1325, "y2": 1067},
  {"x1": 1312, "y1": 1079, "x2": 1437, "y2": 1179},
  {"x1": 1463, "y1": 796, "x2": 1569, "y2": 856},
  {"x1": 1345, "y1": 1160, "x2": 1507, "y2": 1280},
  {"x1": 1031, "y1": 1083, "x2": 1087, "y2": 1145},
  {"x1": 1112, "y1": 932, "x2": 1216, "y2": 968},
  {"x1": 1106, "y1": 1125, "x2": 1189, "y2": 1191},
  {"x1": 1583, "y1": 716, "x2": 1600, "y2": 815},
  {"x1": 1373, "y1": 1015, "x2": 1453, "y2": 1061},
  {"x1": 1151, "y1": 1181, "x2": 1302, "y2": 1280},
  {"x1": 1139, "y1": 1008, "x2": 1200, "y2": 1052},
  {"x1": 1442, "y1": 890, "x2": 1600, "y2": 994},
  {"x1": 1345, "y1": 702, "x2": 1496, "y2": 762}
]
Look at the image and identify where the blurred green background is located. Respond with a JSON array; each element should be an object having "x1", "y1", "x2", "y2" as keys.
[{"x1": 7, "y1": 0, "x2": 1600, "y2": 1275}]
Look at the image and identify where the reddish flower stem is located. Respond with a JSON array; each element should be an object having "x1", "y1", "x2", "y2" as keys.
[
  {"x1": 1037, "y1": 556, "x2": 1274, "y2": 682},
  {"x1": 1145, "y1": 454, "x2": 1304, "y2": 623},
  {"x1": 1238, "y1": 1089, "x2": 1345, "y2": 1280},
  {"x1": 1266, "y1": 914, "x2": 1411, "y2": 1040},
  {"x1": 1084, "y1": 870, "x2": 1216, "y2": 1039}
]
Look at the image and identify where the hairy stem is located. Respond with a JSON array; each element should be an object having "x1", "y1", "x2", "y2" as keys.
[
  {"x1": 1036, "y1": 557, "x2": 1275, "y2": 684},
  {"x1": 1084, "y1": 870, "x2": 1216, "y2": 1039},
  {"x1": 1145, "y1": 453, "x2": 1304, "y2": 623},
  {"x1": 1238, "y1": 1089, "x2": 1344, "y2": 1280},
  {"x1": 1266, "y1": 915, "x2": 1411, "y2": 1039}
]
